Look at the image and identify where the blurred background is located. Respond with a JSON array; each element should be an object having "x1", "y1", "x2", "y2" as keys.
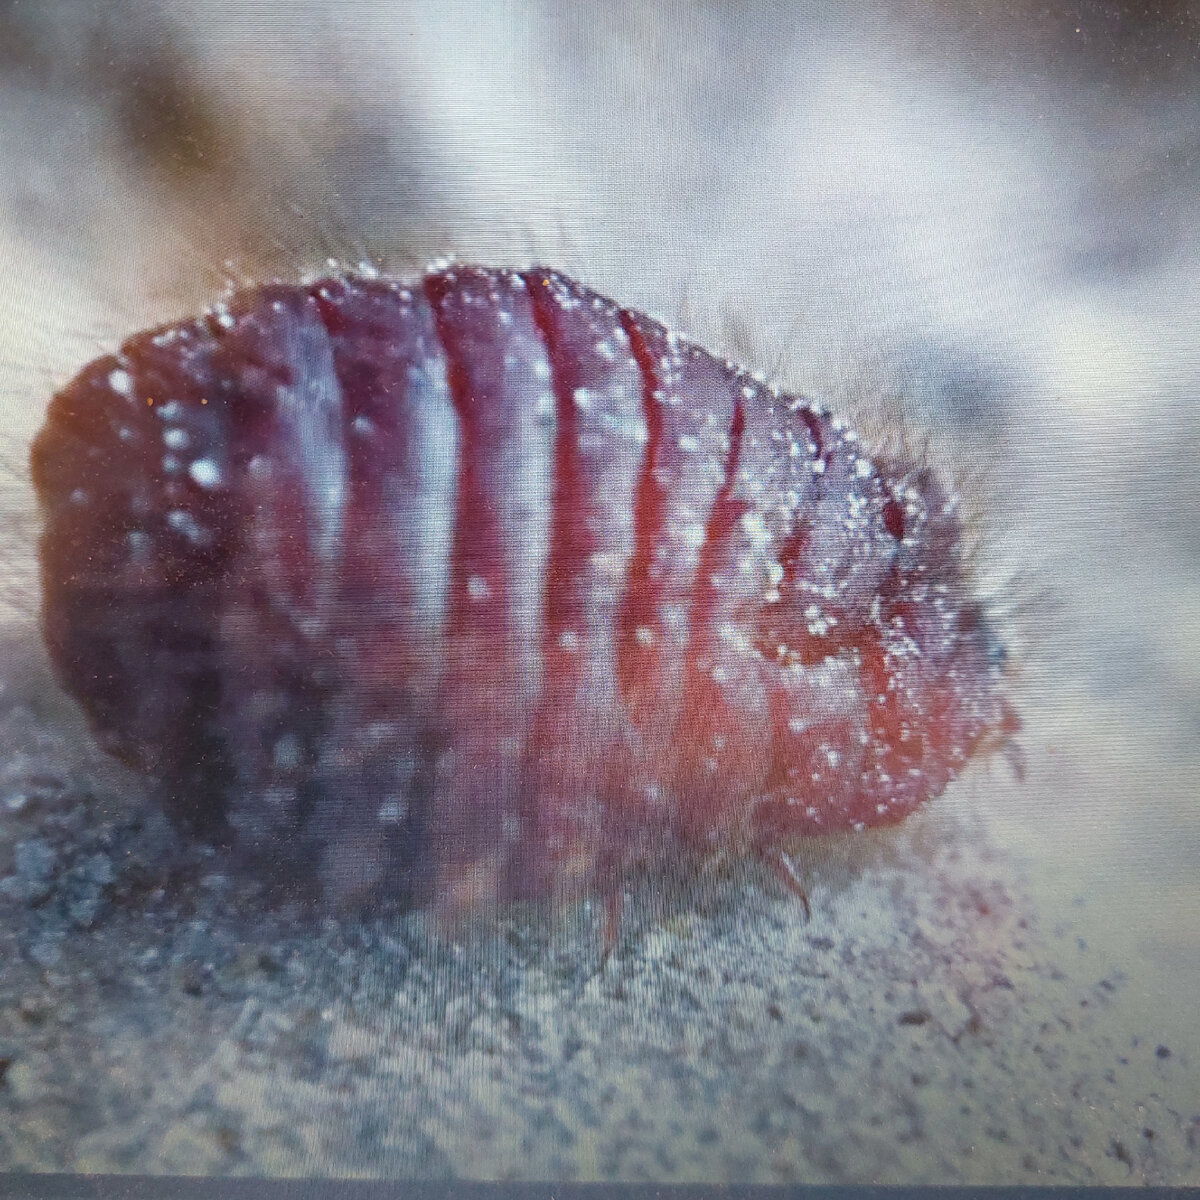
[{"x1": 0, "y1": 0, "x2": 1197, "y2": 1184}]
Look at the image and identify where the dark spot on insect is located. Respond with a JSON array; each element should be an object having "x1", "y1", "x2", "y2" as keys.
[
  {"x1": 883, "y1": 492, "x2": 906, "y2": 541},
  {"x1": 1155, "y1": 1044, "x2": 1171, "y2": 1059},
  {"x1": 898, "y1": 1010, "x2": 931, "y2": 1026},
  {"x1": 798, "y1": 407, "x2": 824, "y2": 461},
  {"x1": 31, "y1": 264, "x2": 1019, "y2": 915},
  {"x1": 175, "y1": 961, "x2": 206, "y2": 997},
  {"x1": 985, "y1": 627, "x2": 1010, "y2": 669},
  {"x1": 775, "y1": 523, "x2": 810, "y2": 588}
]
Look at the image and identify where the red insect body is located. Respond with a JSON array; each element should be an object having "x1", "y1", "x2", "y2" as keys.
[{"x1": 30, "y1": 265, "x2": 1016, "y2": 909}]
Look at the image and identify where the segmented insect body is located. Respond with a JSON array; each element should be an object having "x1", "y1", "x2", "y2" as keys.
[{"x1": 31, "y1": 265, "x2": 1017, "y2": 909}]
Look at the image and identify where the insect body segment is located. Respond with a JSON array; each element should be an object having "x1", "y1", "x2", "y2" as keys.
[{"x1": 31, "y1": 265, "x2": 1016, "y2": 908}]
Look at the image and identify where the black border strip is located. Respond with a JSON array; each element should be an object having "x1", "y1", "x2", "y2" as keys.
[{"x1": 1, "y1": 1179, "x2": 1198, "y2": 1200}]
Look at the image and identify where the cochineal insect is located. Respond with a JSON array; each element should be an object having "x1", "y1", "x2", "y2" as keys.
[{"x1": 31, "y1": 264, "x2": 1018, "y2": 915}]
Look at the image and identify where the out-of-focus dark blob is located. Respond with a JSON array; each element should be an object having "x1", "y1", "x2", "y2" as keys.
[
  {"x1": 102, "y1": 36, "x2": 226, "y2": 178},
  {"x1": 888, "y1": 342, "x2": 1017, "y2": 437},
  {"x1": 0, "y1": 1, "x2": 47, "y2": 76},
  {"x1": 920, "y1": 0, "x2": 1199, "y2": 88},
  {"x1": 0, "y1": 0, "x2": 445, "y2": 276},
  {"x1": 0, "y1": 2, "x2": 226, "y2": 176},
  {"x1": 1048, "y1": 0, "x2": 1199, "y2": 83},
  {"x1": 31, "y1": 266, "x2": 1019, "y2": 912}
]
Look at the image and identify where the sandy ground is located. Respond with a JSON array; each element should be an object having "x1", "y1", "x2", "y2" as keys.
[
  {"x1": 0, "y1": 732, "x2": 1195, "y2": 1185},
  {"x1": 0, "y1": 0, "x2": 1198, "y2": 1185}
]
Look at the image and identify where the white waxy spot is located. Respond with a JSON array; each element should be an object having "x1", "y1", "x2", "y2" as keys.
[
  {"x1": 118, "y1": 427, "x2": 135, "y2": 442},
  {"x1": 716, "y1": 622, "x2": 742, "y2": 646},
  {"x1": 536, "y1": 390, "x2": 555, "y2": 420},
  {"x1": 157, "y1": 400, "x2": 183, "y2": 420},
  {"x1": 812, "y1": 459, "x2": 826, "y2": 476},
  {"x1": 741, "y1": 510, "x2": 771, "y2": 549},
  {"x1": 662, "y1": 604, "x2": 687, "y2": 629},
  {"x1": 590, "y1": 551, "x2": 621, "y2": 576},
  {"x1": 678, "y1": 433, "x2": 701, "y2": 453},
  {"x1": 273, "y1": 734, "x2": 302, "y2": 770},
  {"x1": 467, "y1": 575, "x2": 491, "y2": 602},
  {"x1": 69, "y1": 488, "x2": 88, "y2": 506},
  {"x1": 377, "y1": 798, "x2": 408, "y2": 824},
  {"x1": 353, "y1": 414, "x2": 374, "y2": 435},
  {"x1": 163, "y1": 427, "x2": 189, "y2": 450},
  {"x1": 634, "y1": 625, "x2": 656, "y2": 647},
  {"x1": 854, "y1": 457, "x2": 873, "y2": 478},
  {"x1": 162, "y1": 455, "x2": 181, "y2": 474},
  {"x1": 573, "y1": 387, "x2": 594, "y2": 411},
  {"x1": 824, "y1": 747, "x2": 841, "y2": 768},
  {"x1": 167, "y1": 509, "x2": 209, "y2": 545},
  {"x1": 621, "y1": 416, "x2": 650, "y2": 444},
  {"x1": 188, "y1": 458, "x2": 222, "y2": 488},
  {"x1": 681, "y1": 522, "x2": 706, "y2": 550},
  {"x1": 108, "y1": 368, "x2": 134, "y2": 396},
  {"x1": 804, "y1": 603, "x2": 836, "y2": 637},
  {"x1": 127, "y1": 530, "x2": 152, "y2": 562},
  {"x1": 557, "y1": 630, "x2": 579, "y2": 651}
]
